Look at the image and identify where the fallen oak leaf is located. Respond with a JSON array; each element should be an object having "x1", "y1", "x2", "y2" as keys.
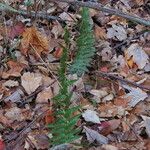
[{"x1": 21, "y1": 26, "x2": 49, "y2": 56}]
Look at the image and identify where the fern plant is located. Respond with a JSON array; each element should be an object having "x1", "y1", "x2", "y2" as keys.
[
  {"x1": 69, "y1": 7, "x2": 96, "y2": 76},
  {"x1": 49, "y1": 28, "x2": 81, "y2": 146}
]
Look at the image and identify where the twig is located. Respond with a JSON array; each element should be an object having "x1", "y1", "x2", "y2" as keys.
[
  {"x1": 113, "y1": 29, "x2": 150, "y2": 50},
  {"x1": 30, "y1": 44, "x2": 62, "y2": 88},
  {"x1": 96, "y1": 71, "x2": 150, "y2": 91},
  {"x1": 50, "y1": 0, "x2": 150, "y2": 26},
  {"x1": 0, "y1": 3, "x2": 67, "y2": 22},
  {"x1": 6, "y1": 109, "x2": 49, "y2": 147}
]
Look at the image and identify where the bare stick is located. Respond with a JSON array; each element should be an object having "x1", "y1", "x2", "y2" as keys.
[
  {"x1": 50, "y1": 0, "x2": 150, "y2": 26},
  {"x1": 96, "y1": 71, "x2": 150, "y2": 91}
]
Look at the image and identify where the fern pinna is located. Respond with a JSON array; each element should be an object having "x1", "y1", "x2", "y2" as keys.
[
  {"x1": 49, "y1": 29, "x2": 80, "y2": 146},
  {"x1": 69, "y1": 7, "x2": 96, "y2": 76}
]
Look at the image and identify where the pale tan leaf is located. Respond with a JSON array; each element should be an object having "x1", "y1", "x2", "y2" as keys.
[{"x1": 21, "y1": 72, "x2": 42, "y2": 95}]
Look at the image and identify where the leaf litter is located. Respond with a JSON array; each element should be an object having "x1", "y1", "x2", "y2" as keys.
[{"x1": 0, "y1": 0, "x2": 150, "y2": 149}]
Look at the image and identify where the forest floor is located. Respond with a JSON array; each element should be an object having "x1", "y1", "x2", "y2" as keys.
[{"x1": 0, "y1": 0, "x2": 150, "y2": 150}]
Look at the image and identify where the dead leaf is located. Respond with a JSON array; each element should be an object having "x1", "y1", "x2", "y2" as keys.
[
  {"x1": 2, "y1": 80, "x2": 19, "y2": 88},
  {"x1": 2, "y1": 60, "x2": 26, "y2": 79},
  {"x1": 8, "y1": 22, "x2": 25, "y2": 39},
  {"x1": 5, "y1": 107, "x2": 23, "y2": 122},
  {"x1": 107, "y1": 24, "x2": 127, "y2": 41},
  {"x1": 141, "y1": 115, "x2": 150, "y2": 137},
  {"x1": 45, "y1": 109, "x2": 54, "y2": 125},
  {"x1": 36, "y1": 87, "x2": 53, "y2": 103},
  {"x1": 84, "y1": 126, "x2": 108, "y2": 144},
  {"x1": 4, "y1": 89, "x2": 24, "y2": 102},
  {"x1": 98, "y1": 119, "x2": 121, "y2": 135},
  {"x1": 97, "y1": 41, "x2": 112, "y2": 61},
  {"x1": 21, "y1": 26, "x2": 49, "y2": 56},
  {"x1": 94, "y1": 25, "x2": 106, "y2": 40},
  {"x1": 125, "y1": 44, "x2": 149, "y2": 69},
  {"x1": 122, "y1": 85, "x2": 148, "y2": 107},
  {"x1": 21, "y1": 72, "x2": 42, "y2": 95},
  {"x1": 82, "y1": 110, "x2": 101, "y2": 123},
  {"x1": 51, "y1": 22, "x2": 64, "y2": 39}
]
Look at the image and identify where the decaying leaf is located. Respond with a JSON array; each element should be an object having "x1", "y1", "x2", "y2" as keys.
[
  {"x1": 123, "y1": 85, "x2": 148, "y2": 107},
  {"x1": 125, "y1": 44, "x2": 149, "y2": 69},
  {"x1": 2, "y1": 80, "x2": 19, "y2": 88},
  {"x1": 107, "y1": 24, "x2": 127, "y2": 41},
  {"x1": 84, "y1": 126, "x2": 108, "y2": 144},
  {"x1": 21, "y1": 72, "x2": 42, "y2": 95},
  {"x1": 21, "y1": 26, "x2": 49, "y2": 56},
  {"x1": 36, "y1": 87, "x2": 53, "y2": 103},
  {"x1": 2, "y1": 60, "x2": 26, "y2": 79},
  {"x1": 82, "y1": 109, "x2": 101, "y2": 123}
]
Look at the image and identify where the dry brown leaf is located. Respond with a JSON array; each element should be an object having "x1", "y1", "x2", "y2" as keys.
[
  {"x1": 36, "y1": 87, "x2": 53, "y2": 103},
  {"x1": 21, "y1": 72, "x2": 42, "y2": 95},
  {"x1": 94, "y1": 25, "x2": 107, "y2": 40},
  {"x1": 98, "y1": 102, "x2": 128, "y2": 117},
  {"x1": 21, "y1": 26, "x2": 49, "y2": 56},
  {"x1": 2, "y1": 60, "x2": 26, "y2": 79}
]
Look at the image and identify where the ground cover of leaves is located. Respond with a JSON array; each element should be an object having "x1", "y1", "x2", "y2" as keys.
[{"x1": 0, "y1": 0, "x2": 150, "y2": 150}]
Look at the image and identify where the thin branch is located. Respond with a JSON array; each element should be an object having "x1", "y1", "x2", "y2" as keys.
[
  {"x1": 0, "y1": 3, "x2": 66, "y2": 22},
  {"x1": 96, "y1": 71, "x2": 150, "y2": 91},
  {"x1": 50, "y1": 0, "x2": 150, "y2": 26}
]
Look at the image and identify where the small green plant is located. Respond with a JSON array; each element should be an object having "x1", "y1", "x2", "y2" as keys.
[
  {"x1": 69, "y1": 7, "x2": 96, "y2": 76},
  {"x1": 49, "y1": 28, "x2": 81, "y2": 146}
]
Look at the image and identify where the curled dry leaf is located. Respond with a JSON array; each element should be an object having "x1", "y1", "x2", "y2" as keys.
[
  {"x1": 21, "y1": 72, "x2": 42, "y2": 95},
  {"x1": 2, "y1": 60, "x2": 26, "y2": 79},
  {"x1": 21, "y1": 26, "x2": 49, "y2": 56}
]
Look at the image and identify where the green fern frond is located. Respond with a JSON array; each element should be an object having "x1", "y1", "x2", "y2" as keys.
[
  {"x1": 49, "y1": 28, "x2": 81, "y2": 146},
  {"x1": 69, "y1": 7, "x2": 96, "y2": 76}
]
